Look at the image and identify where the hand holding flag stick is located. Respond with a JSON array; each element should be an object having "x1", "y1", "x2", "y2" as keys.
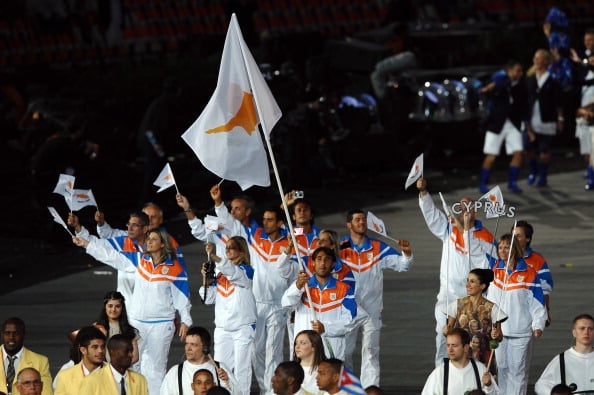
[
  {"x1": 486, "y1": 334, "x2": 500, "y2": 372},
  {"x1": 181, "y1": 13, "x2": 330, "y2": 354}
]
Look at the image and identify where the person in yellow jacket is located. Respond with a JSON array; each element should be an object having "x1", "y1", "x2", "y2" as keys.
[
  {"x1": 1, "y1": 317, "x2": 53, "y2": 395},
  {"x1": 79, "y1": 335, "x2": 147, "y2": 395},
  {"x1": 54, "y1": 327, "x2": 106, "y2": 395}
]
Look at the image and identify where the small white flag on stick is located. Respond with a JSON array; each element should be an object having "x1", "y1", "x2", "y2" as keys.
[
  {"x1": 70, "y1": 189, "x2": 98, "y2": 211},
  {"x1": 48, "y1": 206, "x2": 73, "y2": 236},
  {"x1": 204, "y1": 215, "x2": 221, "y2": 232},
  {"x1": 405, "y1": 153, "x2": 423, "y2": 190},
  {"x1": 53, "y1": 174, "x2": 75, "y2": 209},
  {"x1": 367, "y1": 211, "x2": 397, "y2": 242},
  {"x1": 153, "y1": 163, "x2": 178, "y2": 193},
  {"x1": 479, "y1": 185, "x2": 505, "y2": 219}
]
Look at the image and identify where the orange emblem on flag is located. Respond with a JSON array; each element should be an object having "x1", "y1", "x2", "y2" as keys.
[{"x1": 206, "y1": 91, "x2": 258, "y2": 135}]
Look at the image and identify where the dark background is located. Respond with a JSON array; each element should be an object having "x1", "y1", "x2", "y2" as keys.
[{"x1": 2, "y1": 0, "x2": 593, "y2": 294}]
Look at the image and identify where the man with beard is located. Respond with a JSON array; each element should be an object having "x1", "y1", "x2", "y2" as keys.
[{"x1": 54, "y1": 326, "x2": 106, "y2": 395}]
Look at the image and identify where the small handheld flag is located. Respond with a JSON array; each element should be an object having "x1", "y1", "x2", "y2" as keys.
[
  {"x1": 367, "y1": 211, "x2": 387, "y2": 237},
  {"x1": 53, "y1": 174, "x2": 75, "y2": 209},
  {"x1": 70, "y1": 189, "x2": 98, "y2": 211},
  {"x1": 479, "y1": 185, "x2": 505, "y2": 219},
  {"x1": 153, "y1": 163, "x2": 178, "y2": 193},
  {"x1": 339, "y1": 365, "x2": 365, "y2": 395},
  {"x1": 204, "y1": 215, "x2": 221, "y2": 232},
  {"x1": 405, "y1": 153, "x2": 423, "y2": 190},
  {"x1": 367, "y1": 211, "x2": 398, "y2": 242}
]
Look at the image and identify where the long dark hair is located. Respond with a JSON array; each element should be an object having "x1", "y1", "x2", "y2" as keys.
[
  {"x1": 293, "y1": 330, "x2": 326, "y2": 373},
  {"x1": 95, "y1": 291, "x2": 137, "y2": 341}
]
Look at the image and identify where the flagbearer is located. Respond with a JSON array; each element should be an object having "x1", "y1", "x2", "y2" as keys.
[
  {"x1": 281, "y1": 246, "x2": 357, "y2": 360},
  {"x1": 339, "y1": 209, "x2": 413, "y2": 388},
  {"x1": 416, "y1": 177, "x2": 494, "y2": 366},
  {"x1": 177, "y1": 12, "x2": 287, "y2": 393}
]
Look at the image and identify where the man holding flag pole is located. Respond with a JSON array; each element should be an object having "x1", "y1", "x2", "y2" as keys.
[
  {"x1": 180, "y1": 13, "x2": 321, "y2": 393},
  {"x1": 416, "y1": 177, "x2": 494, "y2": 366}
]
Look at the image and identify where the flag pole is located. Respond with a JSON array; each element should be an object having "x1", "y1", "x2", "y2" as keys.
[
  {"x1": 487, "y1": 216, "x2": 501, "y2": 262},
  {"x1": 367, "y1": 229, "x2": 399, "y2": 243},
  {"x1": 494, "y1": 220, "x2": 517, "y2": 332},
  {"x1": 235, "y1": 14, "x2": 332, "y2": 356},
  {"x1": 261, "y1": 126, "x2": 334, "y2": 357},
  {"x1": 438, "y1": 192, "x2": 451, "y2": 317}
]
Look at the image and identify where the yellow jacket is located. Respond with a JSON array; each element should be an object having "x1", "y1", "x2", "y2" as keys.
[
  {"x1": 54, "y1": 362, "x2": 106, "y2": 395},
  {"x1": 79, "y1": 365, "x2": 147, "y2": 395},
  {"x1": 0, "y1": 346, "x2": 53, "y2": 395}
]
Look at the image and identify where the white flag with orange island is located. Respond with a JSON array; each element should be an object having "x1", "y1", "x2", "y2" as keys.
[{"x1": 182, "y1": 13, "x2": 282, "y2": 190}]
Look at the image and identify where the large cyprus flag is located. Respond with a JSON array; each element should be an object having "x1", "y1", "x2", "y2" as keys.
[{"x1": 182, "y1": 14, "x2": 282, "y2": 190}]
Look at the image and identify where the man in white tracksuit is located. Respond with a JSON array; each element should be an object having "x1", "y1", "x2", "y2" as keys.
[
  {"x1": 281, "y1": 246, "x2": 357, "y2": 360},
  {"x1": 417, "y1": 178, "x2": 494, "y2": 366},
  {"x1": 339, "y1": 209, "x2": 413, "y2": 388},
  {"x1": 214, "y1": 204, "x2": 297, "y2": 395},
  {"x1": 534, "y1": 313, "x2": 594, "y2": 394}
]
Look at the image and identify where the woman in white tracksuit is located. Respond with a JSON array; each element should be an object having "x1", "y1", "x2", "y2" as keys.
[{"x1": 200, "y1": 236, "x2": 257, "y2": 395}]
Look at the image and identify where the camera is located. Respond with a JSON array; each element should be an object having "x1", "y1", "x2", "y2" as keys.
[
  {"x1": 203, "y1": 261, "x2": 216, "y2": 285},
  {"x1": 293, "y1": 190, "x2": 304, "y2": 199}
]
